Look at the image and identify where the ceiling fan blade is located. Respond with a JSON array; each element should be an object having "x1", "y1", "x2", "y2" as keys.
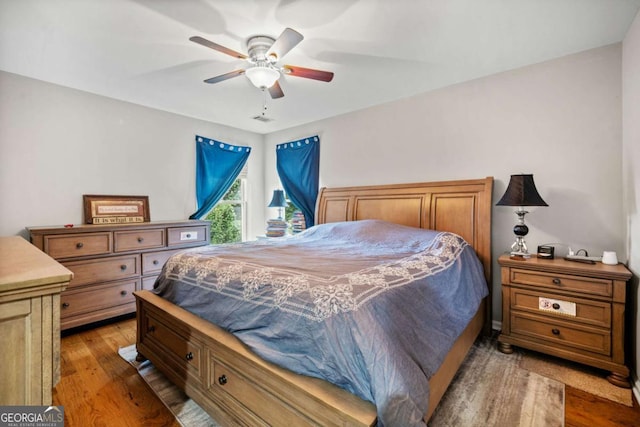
[
  {"x1": 203, "y1": 69, "x2": 245, "y2": 84},
  {"x1": 268, "y1": 81, "x2": 284, "y2": 99},
  {"x1": 266, "y1": 28, "x2": 303, "y2": 60},
  {"x1": 190, "y1": 36, "x2": 247, "y2": 59},
  {"x1": 283, "y1": 65, "x2": 334, "y2": 82}
]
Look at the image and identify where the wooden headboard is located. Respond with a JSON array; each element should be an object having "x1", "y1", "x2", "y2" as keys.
[{"x1": 316, "y1": 177, "x2": 494, "y2": 286}]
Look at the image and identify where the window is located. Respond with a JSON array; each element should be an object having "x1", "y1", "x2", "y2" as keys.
[{"x1": 204, "y1": 171, "x2": 248, "y2": 244}]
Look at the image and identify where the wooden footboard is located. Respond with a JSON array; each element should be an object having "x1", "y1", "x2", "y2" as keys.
[
  {"x1": 135, "y1": 290, "x2": 378, "y2": 426},
  {"x1": 135, "y1": 290, "x2": 485, "y2": 426}
]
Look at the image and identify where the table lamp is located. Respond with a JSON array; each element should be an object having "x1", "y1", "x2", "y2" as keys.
[
  {"x1": 268, "y1": 189, "x2": 287, "y2": 220},
  {"x1": 496, "y1": 174, "x2": 548, "y2": 257}
]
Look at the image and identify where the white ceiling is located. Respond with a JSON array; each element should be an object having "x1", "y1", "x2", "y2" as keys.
[{"x1": 1, "y1": 0, "x2": 639, "y2": 134}]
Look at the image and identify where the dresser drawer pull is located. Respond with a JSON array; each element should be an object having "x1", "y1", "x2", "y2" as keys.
[
  {"x1": 153, "y1": 260, "x2": 159, "y2": 265},
  {"x1": 147, "y1": 325, "x2": 155, "y2": 333},
  {"x1": 120, "y1": 290, "x2": 128, "y2": 296},
  {"x1": 551, "y1": 328, "x2": 560, "y2": 335},
  {"x1": 120, "y1": 265, "x2": 127, "y2": 271},
  {"x1": 552, "y1": 278, "x2": 561, "y2": 285},
  {"x1": 62, "y1": 302, "x2": 70, "y2": 309},
  {"x1": 137, "y1": 237, "x2": 144, "y2": 243},
  {"x1": 218, "y1": 374, "x2": 227, "y2": 385},
  {"x1": 552, "y1": 303, "x2": 560, "y2": 310},
  {"x1": 76, "y1": 242, "x2": 84, "y2": 249},
  {"x1": 185, "y1": 352, "x2": 194, "y2": 361}
]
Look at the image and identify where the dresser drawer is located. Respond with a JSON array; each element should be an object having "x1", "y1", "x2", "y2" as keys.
[
  {"x1": 144, "y1": 313, "x2": 203, "y2": 384},
  {"x1": 510, "y1": 288, "x2": 611, "y2": 328},
  {"x1": 45, "y1": 232, "x2": 112, "y2": 259},
  {"x1": 114, "y1": 229, "x2": 165, "y2": 252},
  {"x1": 60, "y1": 279, "x2": 137, "y2": 318},
  {"x1": 141, "y1": 275, "x2": 158, "y2": 290},
  {"x1": 511, "y1": 311, "x2": 610, "y2": 356},
  {"x1": 142, "y1": 249, "x2": 181, "y2": 275},
  {"x1": 510, "y1": 268, "x2": 612, "y2": 298},
  {"x1": 168, "y1": 226, "x2": 208, "y2": 246},
  {"x1": 211, "y1": 360, "x2": 314, "y2": 427},
  {"x1": 63, "y1": 255, "x2": 139, "y2": 288}
]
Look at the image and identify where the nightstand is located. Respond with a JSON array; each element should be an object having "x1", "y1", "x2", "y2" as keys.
[{"x1": 497, "y1": 254, "x2": 632, "y2": 388}]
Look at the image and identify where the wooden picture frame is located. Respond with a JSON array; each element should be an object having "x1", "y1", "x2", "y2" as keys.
[{"x1": 83, "y1": 195, "x2": 150, "y2": 224}]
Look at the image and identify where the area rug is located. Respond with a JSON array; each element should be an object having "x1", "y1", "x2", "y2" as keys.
[
  {"x1": 119, "y1": 334, "x2": 564, "y2": 426},
  {"x1": 519, "y1": 349, "x2": 633, "y2": 407}
]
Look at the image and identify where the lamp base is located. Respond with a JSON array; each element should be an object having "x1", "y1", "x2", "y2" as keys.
[{"x1": 509, "y1": 251, "x2": 531, "y2": 260}]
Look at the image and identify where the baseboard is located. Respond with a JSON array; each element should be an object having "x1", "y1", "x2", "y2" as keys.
[{"x1": 492, "y1": 320, "x2": 502, "y2": 332}]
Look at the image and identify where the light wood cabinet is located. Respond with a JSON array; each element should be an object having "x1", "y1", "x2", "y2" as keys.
[
  {"x1": 28, "y1": 220, "x2": 210, "y2": 330},
  {"x1": 497, "y1": 254, "x2": 632, "y2": 387},
  {"x1": 0, "y1": 236, "x2": 72, "y2": 405}
]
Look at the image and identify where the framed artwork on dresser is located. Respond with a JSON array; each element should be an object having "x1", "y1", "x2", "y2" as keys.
[{"x1": 83, "y1": 194, "x2": 150, "y2": 224}]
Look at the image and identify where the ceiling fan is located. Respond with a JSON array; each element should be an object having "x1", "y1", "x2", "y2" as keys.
[{"x1": 190, "y1": 28, "x2": 334, "y2": 99}]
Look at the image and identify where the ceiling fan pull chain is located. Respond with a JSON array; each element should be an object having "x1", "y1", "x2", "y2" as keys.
[{"x1": 262, "y1": 89, "x2": 268, "y2": 116}]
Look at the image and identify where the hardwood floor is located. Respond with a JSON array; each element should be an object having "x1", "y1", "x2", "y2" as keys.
[
  {"x1": 54, "y1": 317, "x2": 640, "y2": 427},
  {"x1": 54, "y1": 317, "x2": 180, "y2": 427}
]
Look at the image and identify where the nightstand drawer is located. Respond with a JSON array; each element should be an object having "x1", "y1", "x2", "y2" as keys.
[
  {"x1": 511, "y1": 289, "x2": 611, "y2": 328},
  {"x1": 510, "y1": 268, "x2": 612, "y2": 298},
  {"x1": 114, "y1": 229, "x2": 165, "y2": 252},
  {"x1": 45, "y1": 232, "x2": 112, "y2": 259},
  {"x1": 511, "y1": 311, "x2": 610, "y2": 356}
]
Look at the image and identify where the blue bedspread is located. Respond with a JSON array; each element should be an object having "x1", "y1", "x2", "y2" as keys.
[{"x1": 153, "y1": 220, "x2": 488, "y2": 426}]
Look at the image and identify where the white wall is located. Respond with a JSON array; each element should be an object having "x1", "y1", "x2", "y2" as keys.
[
  {"x1": 264, "y1": 44, "x2": 625, "y2": 327},
  {"x1": 623, "y1": 9, "x2": 640, "y2": 401},
  {"x1": 0, "y1": 71, "x2": 265, "y2": 239}
]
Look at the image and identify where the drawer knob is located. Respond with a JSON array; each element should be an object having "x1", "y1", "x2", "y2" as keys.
[
  {"x1": 62, "y1": 302, "x2": 70, "y2": 309},
  {"x1": 120, "y1": 265, "x2": 127, "y2": 271},
  {"x1": 76, "y1": 242, "x2": 84, "y2": 249},
  {"x1": 218, "y1": 375, "x2": 227, "y2": 385},
  {"x1": 552, "y1": 278, "x2": 561, "y2": 285},
  {"x1": 552, "y1": 303, "x2": 560, "y2": 310},
  {"x1": 186, "y1": 234, "x2": 192, "y2": 238},
  {"x1": 120, "y1": 290, "x2": 128, "y2": 296},
  {"x1": 147, "y1": 325, "x2": 155, "y2": 333},
  {"x1": 137, "y1": 237, "x2": 144, "y2": 243},
  {"x1": 153, "y1": 260, "x2": 159, "y2": 265},
  {"x1": 551, "y1": 328, "x2": 560, "y2": 335},
  {"x1": 185, "y1": 352, "x2": 194, "y2": 361}
]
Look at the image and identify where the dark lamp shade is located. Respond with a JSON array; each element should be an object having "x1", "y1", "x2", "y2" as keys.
[
  {"x1": 496, "y1": 174, "x2": 548, "y2": 207},
  {"x1": 268, "y1": 189, "x2": 287, "y2": 208}
]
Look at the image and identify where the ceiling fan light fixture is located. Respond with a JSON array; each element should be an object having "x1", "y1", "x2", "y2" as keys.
[{"x1": 245, "y1": 66, "x2": 280, "y2": 89}]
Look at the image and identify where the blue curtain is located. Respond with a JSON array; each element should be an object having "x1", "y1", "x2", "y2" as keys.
[
  {"x1": 189, "y1": 135, "x2": 251, "y2": 220},
  {"x1": 276, "y1": 135, "x2": 320, "y2": 228}
]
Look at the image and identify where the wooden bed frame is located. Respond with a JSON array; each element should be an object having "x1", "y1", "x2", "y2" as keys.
[{"x1": 134, "y1": 177, "x2": 493, "y2": 426}]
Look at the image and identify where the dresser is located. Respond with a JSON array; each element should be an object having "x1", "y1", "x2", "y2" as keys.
[
  {"x1": 497, "y1": 254, "x2": 632, "y2": 387},
  {"x1": 0, "y1": 236, "x2": 72, "y2": 405},
  {"x1": 29, "y1": 220, "x2": 210, "y2": 330}
]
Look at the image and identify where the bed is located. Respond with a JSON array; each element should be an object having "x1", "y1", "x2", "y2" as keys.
[{"x1": 134, "y1": 177, "x2": 493, "y2": 426}]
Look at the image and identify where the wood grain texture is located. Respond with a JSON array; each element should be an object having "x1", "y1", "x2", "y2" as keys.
[
  {"x1": 498, "y1": 254, "x2": 632, "y2": 387},
  {"x1": 56, "y1": 319, "x2": 640, "y2": 427},
  {"x1": 54, "y1": 318, "x2": 180, "y2": 427},
  {"x1": 0, "y1": 236, "x2": 71, "y2": 405},
  {"x1": 28, "y1": 220, "x2": 210, "y2": 330}
]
